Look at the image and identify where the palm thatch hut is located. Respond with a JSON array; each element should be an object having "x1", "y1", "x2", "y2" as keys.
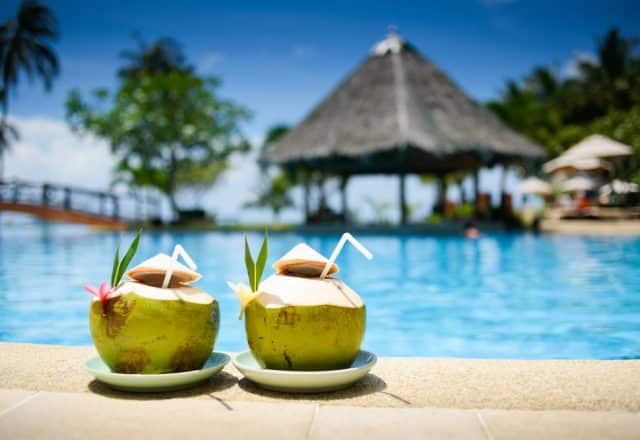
[{"x1": 265, "y1": 30, "x2": 544, "y2": 224}]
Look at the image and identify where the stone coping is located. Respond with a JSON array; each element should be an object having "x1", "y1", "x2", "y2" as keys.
[
  {"x1": 1, "y1": 343, "x2": 639, "y2": 412},
  {"x1": 2, "y1": 390, "x2": 640, "y2": 440}
]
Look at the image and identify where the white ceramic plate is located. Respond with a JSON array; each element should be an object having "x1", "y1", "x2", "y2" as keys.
[
  {"x1": 85, "y1": 352, "x2": 230, "y2": 393},
  {"x1": 233, "y1": 350, "x2": 377, "y2": 393}
]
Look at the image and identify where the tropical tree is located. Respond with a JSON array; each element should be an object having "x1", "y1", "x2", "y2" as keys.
[
  {"x1": 245, "y1": 124, "x2": 296, "y2": 219},
  {"x1": 488, "y1": 27, "x2": 640, "y2": 162},
  {"x1": 0, "y1": 0, "x2": 59, "y2": 177},
  {"x1": 118, "y1": 35, "x2": 192, "y2": 78},
  {"x1": 244, "y1": 171, "x2": 294, "y2": 221},
  {"x1": 66, "y1": 38, "x2": 251, "y2": 219}
]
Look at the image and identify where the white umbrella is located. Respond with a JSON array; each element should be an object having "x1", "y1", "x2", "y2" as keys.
[
  {"x1": 543, "y1": 134, "x2": 632, "y2": 174},
  {"x1": 560, "y1": 134, "x2": 632, "y2": 159},
  {"x1": 599, "y1": 180, "x2": 640, "y2": 196},
  {"x1": 561, "y1": 176, "x2": 597, "y2": 193},
  {"x1": 518, "y1": 177, "x2": 552, "y2": 195},
  {"x1": 543, "y1": 156, "x2": 612, "y2": 174}
]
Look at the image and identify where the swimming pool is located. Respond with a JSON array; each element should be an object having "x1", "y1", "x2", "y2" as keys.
[{"x1": 1, "y1": 223, "x2": 638, "y2": 359}]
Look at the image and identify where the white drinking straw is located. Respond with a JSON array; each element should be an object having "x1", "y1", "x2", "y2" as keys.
[
  {"x1": 320, "y1": 233, "x2": 373, "y2": 279},
  {"x1": 162, "y1": 244, "x2": 198, "y2": 288}
]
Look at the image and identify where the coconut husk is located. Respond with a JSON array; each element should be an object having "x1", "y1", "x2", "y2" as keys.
[
  {"x1": 125, "y1": 253, "x2": 201, "y2": 287},
  {"x1": 273, "y1": 243, "x2": 338, "y2": 277}
]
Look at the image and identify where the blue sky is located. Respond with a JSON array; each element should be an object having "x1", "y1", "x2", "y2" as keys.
[
  {"x1": 4, "y1": 0, "x2": 639, "y2": 136},
  {"x1": 2, "y1": 0, "x2": 639, "y2": 221}
]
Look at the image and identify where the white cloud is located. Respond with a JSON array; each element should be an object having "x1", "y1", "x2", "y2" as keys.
[
  {"x1": 6, "y1": 115, "x2": 113, "y2": 190},
  {"x1": 198, "y1": 52, "x2": 224, "y2": 73},
  {"x1": 291, "y1": 45, "x2": 315, "y2": 59},
  {"x1": 561, "y1": 51, "x2": 597, "y2": 79}
]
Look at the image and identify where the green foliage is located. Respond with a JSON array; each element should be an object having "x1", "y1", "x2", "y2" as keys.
[
  {"x1": 246, "y1": 124, "x2": 296, "y2": 218},
  {"x1": 111, "y1": 228, "x2": 142, "y2": 287},
  {"x1": 118, "y1": 35, "x2": 192, "y2": 79},
  {"x1": 245, "y1": 171, "x2": 295, "y2": 219},
  {"x1": 426, "y1": 213, "x2": 442, "y2": 224},
  {"x1": 0, "y1": 0, "x2": 59, "y2": 176},
  {"x1": 244, "y1": 231, "x2": 268, "y2": 292},
  {"x1": 65, "y1": 37, "x2": 251, "y2": 217},
  {"x1": 448, "y1": 203, "x2": 475, "y2": 219},
  {"x1": 487, "y1": 27, "x2": 640, "y2": 164},
  {"x1": 554, "y1": 106, "x2": 640, "y2": 183},
  {"x1": 261, "y1": 124, "x2": 290, "y2": 152},
  {"x1": 0, "y1": 0, "x2": 59, "y2": 112},
  {"x1": 363, "y1": 196, "x2": 393, "y2": 224}
]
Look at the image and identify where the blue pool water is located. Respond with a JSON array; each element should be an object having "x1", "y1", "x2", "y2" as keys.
[{"x1": 1, "y1": 223, "x2": 639, "y2": 359}]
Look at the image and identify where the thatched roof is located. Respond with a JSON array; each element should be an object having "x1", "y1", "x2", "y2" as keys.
[{"x1": 265, "y1": 31, "x2": 544, "y2": 174}]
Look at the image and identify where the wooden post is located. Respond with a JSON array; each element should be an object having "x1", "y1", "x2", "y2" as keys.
[
  {"x1": 41, "y1": 184, "x2": 50, "y2": 206},
  {"x1": 436, "y1": 174, "x2": 447, "y2": 214},
  {"x1": 63, "y1": 187, "x2": 72, "y2": 210},
  {"x1": 340, "y1": 175, "x2": 349, "y2": 223},
  {"x1": 500, "y1": 164, "x2": 508, "y2": 208},
  {"x1": 459, "y1": 178, "x2": 467, "y2": 204},
  {"x1": 318, "y1": 172, "x2": 327, "y2": 212},
  {"x1": 11, "y1": 183, "x2": 19, "y2": 203},
  {"x1": 399, "y1": 173, "x2": 407, "y2": 225},
  {"x1": 303, "y1": 175, "x2": 311, "y2": 224},
  {"x1": 112, "y1": 195, "x2": 119, "y2": 220},
  {"x1": 472, "y1": 169, "x2": 480, "y2": 204}
]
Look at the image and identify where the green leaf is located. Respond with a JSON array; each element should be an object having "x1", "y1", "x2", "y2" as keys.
[
  {"x1": 114, "y1": 228, "x2": 142, "y2": 286},
  {"x1": 255, "y1": 230, "x2": 268, "y2": 292},
  {"x1": 111, "y1": 240, "x2": 121, "y2": 287},
  {"x1": 244, "y1": 234, "x2": 256, "y2": 291}
]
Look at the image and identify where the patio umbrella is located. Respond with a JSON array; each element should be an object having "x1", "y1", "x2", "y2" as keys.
[
  {"x1": 561, "y1": 176, "x2": 597, "y2": 193},
  {"x1": 599, "y1": 180, "x2": 640, "y2": 196},
  {"x1": 543, "y1": 156, "x2": 612, "y2": 174},
  {"x1": 518, "y1": 177, "x2": 552, "y2": 195},
  {"x1": 543, "y1": 134, "x2": 632, "y2": 174}
]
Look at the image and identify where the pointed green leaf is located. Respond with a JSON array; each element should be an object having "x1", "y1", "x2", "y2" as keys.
[
  {"x1": 255, "y1": 230, "x2": 268, "y2": 291},
  {"x1": 111, "y1": 240, "x2": 121, "y2": 287},
  {"x1": 115, "y1": 228, "x2": 142, "y2": 286},
  {"x1": 244, "y1": 234, "x2": 256, "y2": 291}
]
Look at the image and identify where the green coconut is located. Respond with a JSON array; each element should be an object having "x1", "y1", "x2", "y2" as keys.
[
  {"x1": 235, "y1": 243, "x2": 366, "y2": 371},
  {"x1": 245, "y1": 297, "x2": 365, "y2": 371},
  {"x1": 90, "y1": 281, "x2": 219, "y2": 374}
]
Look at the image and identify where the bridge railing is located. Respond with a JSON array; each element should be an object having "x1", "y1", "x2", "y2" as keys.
[{"x1": 0, "y1": 180, "x2": 161, "y2": 223}]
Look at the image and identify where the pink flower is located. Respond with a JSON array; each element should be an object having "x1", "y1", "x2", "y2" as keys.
[{"x1": 84, "y1": 282, "x2": 115, "y2": 314}]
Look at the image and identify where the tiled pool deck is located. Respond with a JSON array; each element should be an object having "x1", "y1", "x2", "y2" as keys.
[{"x1": 1, "y1": 343, "x2": 639, "y2": 439}]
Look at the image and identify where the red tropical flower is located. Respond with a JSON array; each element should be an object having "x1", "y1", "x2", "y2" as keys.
[{"x1": 84, "y1": 282, "x2": 115, "y2": 314}]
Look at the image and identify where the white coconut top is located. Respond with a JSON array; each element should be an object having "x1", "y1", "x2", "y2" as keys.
[
  {"x1": 273, "y1": 243, "x2": 338, "y2": 277},
  {"x1": 105, "y1": 281, "x2": 214, "y2": 305},
  {"x1": 256, "y1": 274, "x2": 363, "y2": 308},
  {"x1": 125, "y1": 253, "x2": 201, "y2": 287}
]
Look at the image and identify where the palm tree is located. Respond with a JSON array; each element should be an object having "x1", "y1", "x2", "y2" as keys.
[
  {"x1": 118, "y1": 35, "x2": 192, "y2": 79},
  {"x1": 0, "y1": 0, "x2": 59, "y2": 178}
]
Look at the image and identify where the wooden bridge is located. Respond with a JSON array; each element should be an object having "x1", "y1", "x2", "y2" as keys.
[{"x1": 0, "y1": 180, "x2": 160, "y2": 229}]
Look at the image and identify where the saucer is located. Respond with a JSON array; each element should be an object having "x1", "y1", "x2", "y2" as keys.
[
  {"x1": 233, "y1": 350, "x2": 377, "y2": 393},
  {"x1": 85, "y1": 352, "x2": 230, "y2": 393}
]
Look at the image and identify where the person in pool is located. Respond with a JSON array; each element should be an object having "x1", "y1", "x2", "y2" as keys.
[{"x1": 463, "y1": 218, "x2": 481, "y2": 239}]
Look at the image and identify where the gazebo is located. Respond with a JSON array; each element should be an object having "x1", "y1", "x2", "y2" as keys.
[{"x1": 265, "y1": 30, "x2": 544, "y2": 223}]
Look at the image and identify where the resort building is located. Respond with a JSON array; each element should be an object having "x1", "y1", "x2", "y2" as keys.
[{"x1": 265, "y1": 30, "x2": 544, "y2": 223}]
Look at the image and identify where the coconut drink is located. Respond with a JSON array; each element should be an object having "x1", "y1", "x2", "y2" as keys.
[
  {"x1": 229, "y1": 232, "x2": 372, "y2": 371},
  {"x1": 85, "y1": 233, "x2": 219, "y2": 374}
]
